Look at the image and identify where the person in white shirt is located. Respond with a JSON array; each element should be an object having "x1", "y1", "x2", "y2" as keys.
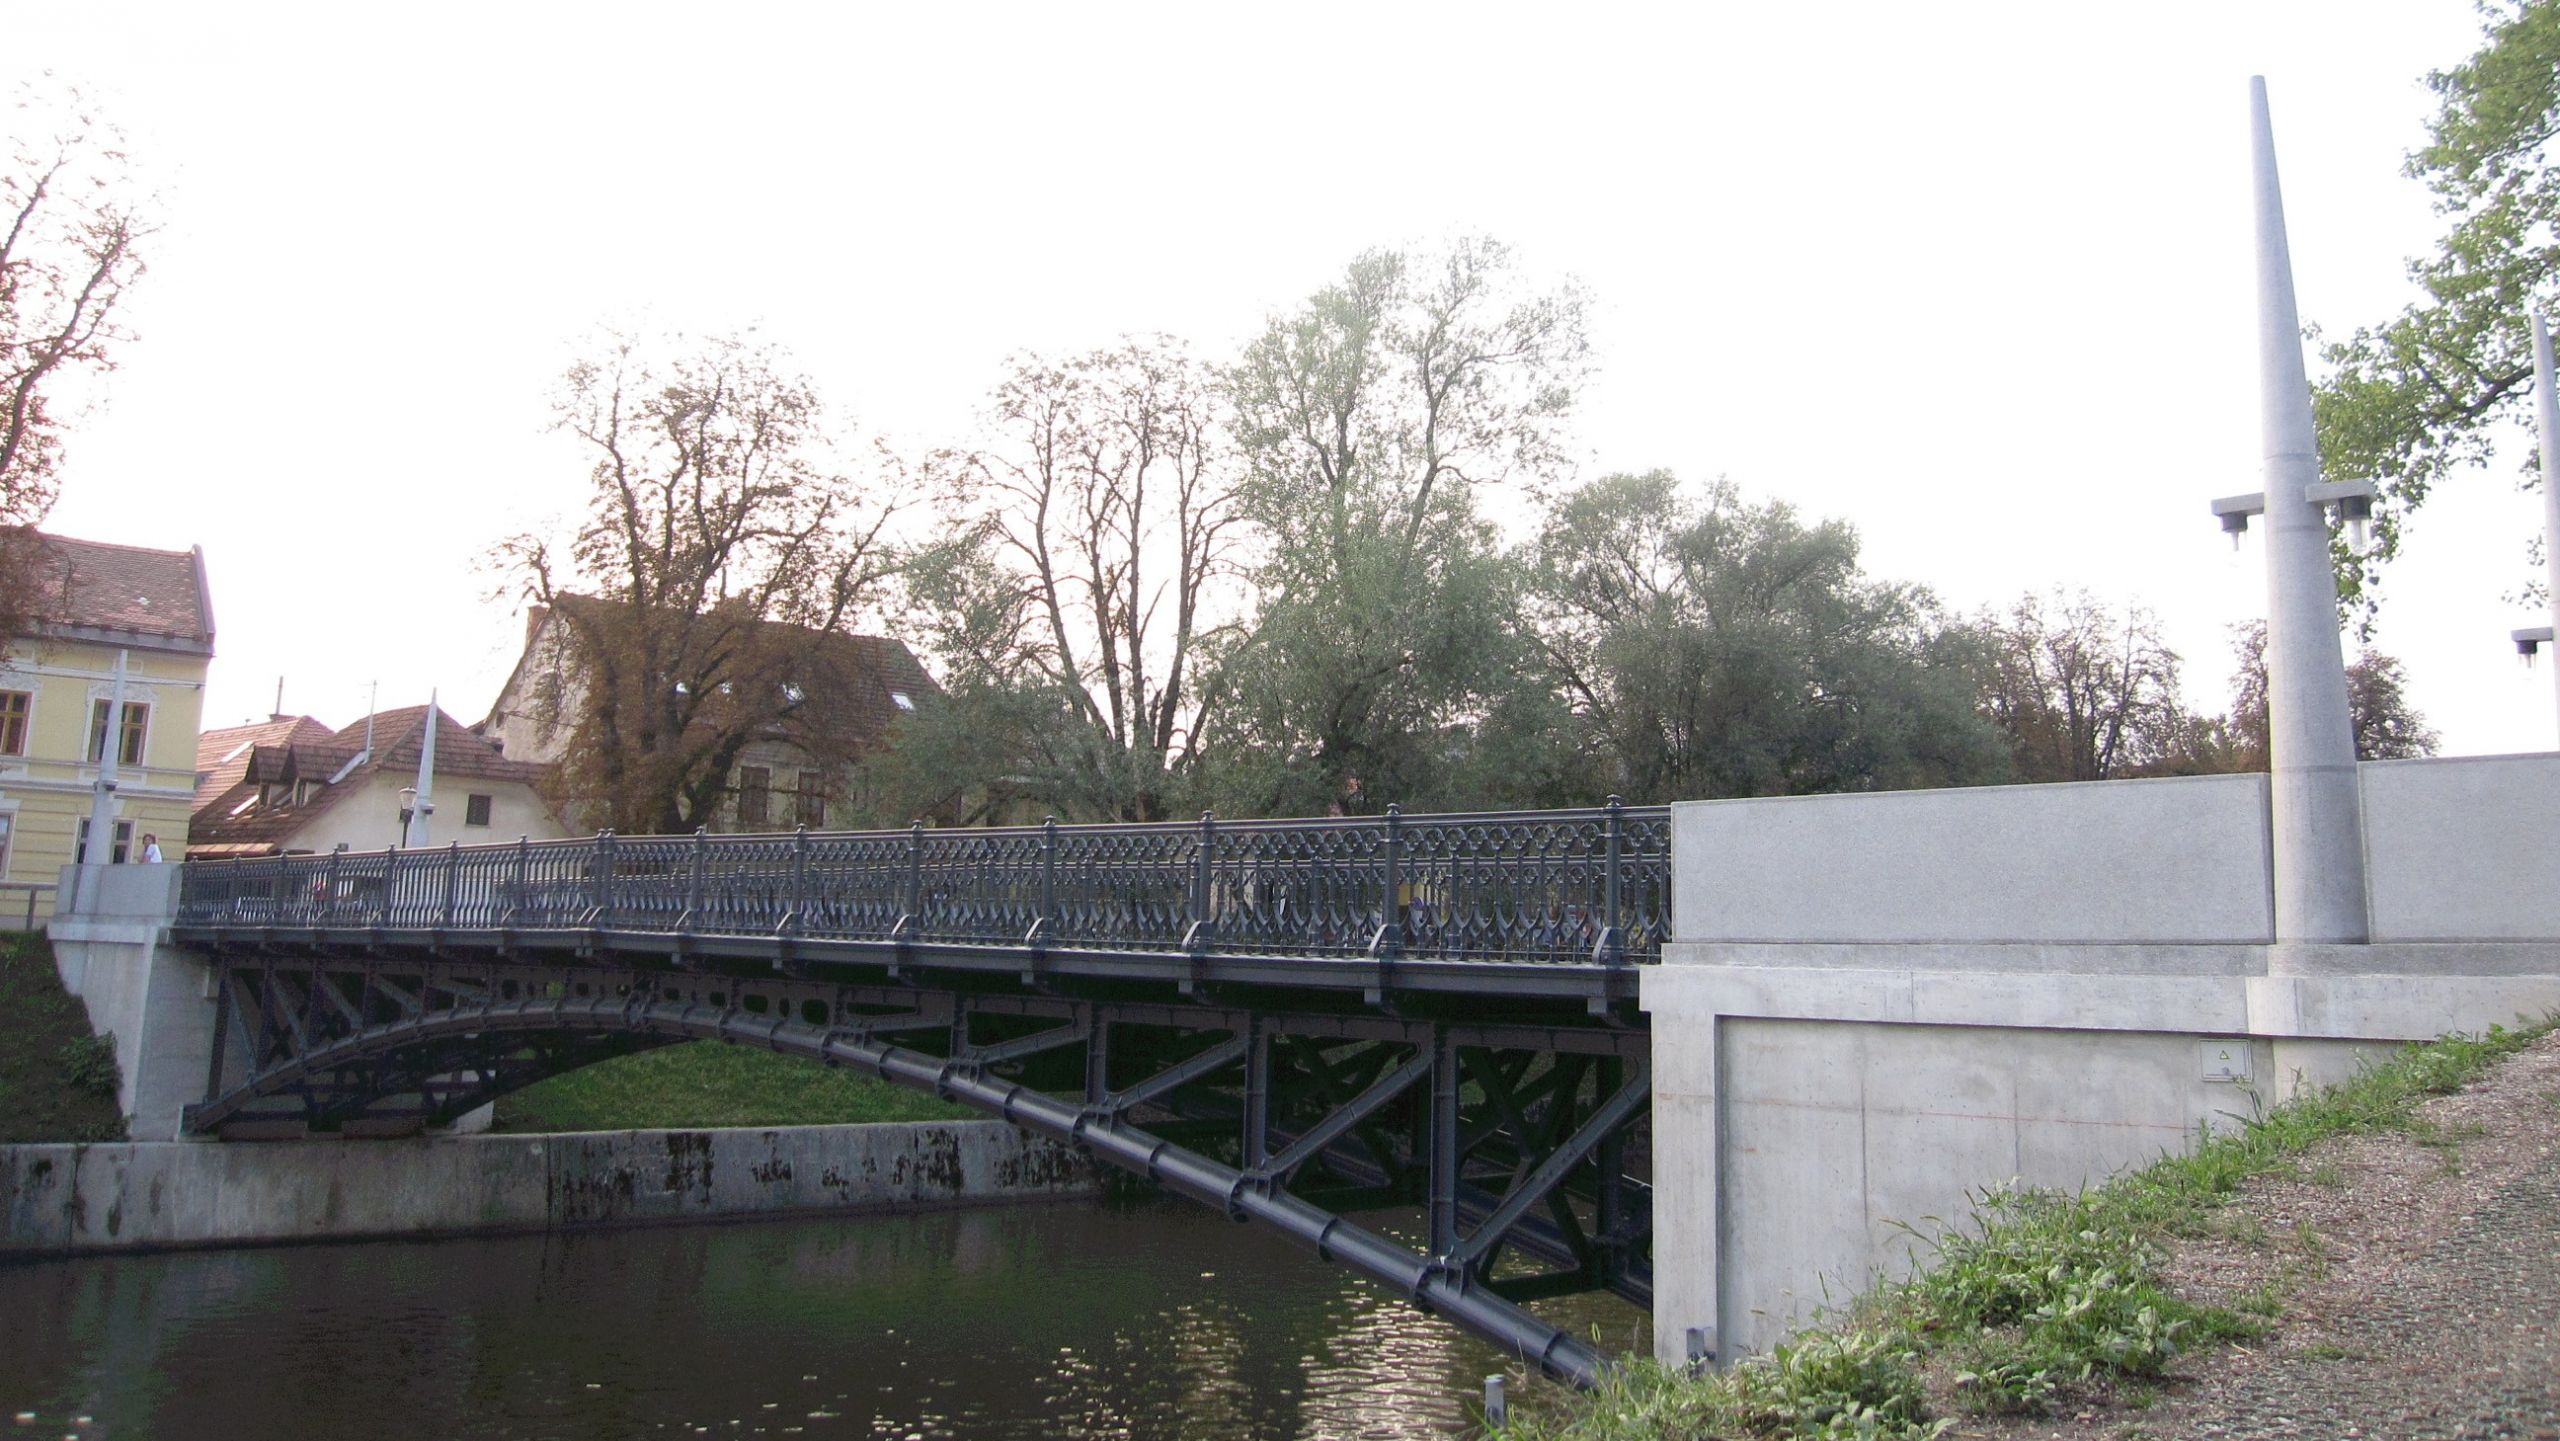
[{"x1": 140, "y1": 833, "x2": 163, "y2": 864}]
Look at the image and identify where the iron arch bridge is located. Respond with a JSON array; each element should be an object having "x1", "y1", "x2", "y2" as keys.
[{"x1": 172, "y1": 803, "x2": 1671, "y2": 1387}]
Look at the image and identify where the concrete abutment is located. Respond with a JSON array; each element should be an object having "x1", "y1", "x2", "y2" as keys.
[{"x1": 1642, "y1": 756, "x2": 2560, "y2": 1365}]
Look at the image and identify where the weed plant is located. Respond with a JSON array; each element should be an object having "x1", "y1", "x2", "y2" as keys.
[{"x1": 1490, "y1": 1020, "x2": 2549, "y2": 1440}]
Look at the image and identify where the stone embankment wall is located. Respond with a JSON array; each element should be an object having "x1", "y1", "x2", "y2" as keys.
[{"x1": 0, "y1": 1119, "x2": 1096, "y2": 1255}]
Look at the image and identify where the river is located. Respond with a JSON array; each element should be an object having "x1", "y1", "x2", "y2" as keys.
[{"x1": 0, "y1": 1198, "x2": 1645, "y2": 1441}]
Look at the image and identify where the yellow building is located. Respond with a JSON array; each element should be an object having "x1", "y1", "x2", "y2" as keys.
[{"x1": 0, "y1": 533, "x2": 213, "y2": 921}]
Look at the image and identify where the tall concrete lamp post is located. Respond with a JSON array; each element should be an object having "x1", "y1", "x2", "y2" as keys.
[
  {"x1": 2208, "y1": 78, "x2": 2370, "y2": 953},
  {"x1": 2510, "y1": 312, "x2": 2560, "y2": 742},
  {"x1": 403, "y1": 690, "x2": 438, "y2": 848}
]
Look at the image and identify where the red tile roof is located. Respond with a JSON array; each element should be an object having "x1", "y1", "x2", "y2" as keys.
[
  {"x1": 194, "y1": 715, "x2": 336, "y2": 814},
  {"x1": 188, "y1": 704, "x2": 556, "y2": 853},
  {"x1": 21, "y1": 531, "x2": 213, "y2": 645}
]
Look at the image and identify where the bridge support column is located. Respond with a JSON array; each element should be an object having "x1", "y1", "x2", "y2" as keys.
[{"x1": 48, "y1": 862, "x2": 210, "y2": 1141}]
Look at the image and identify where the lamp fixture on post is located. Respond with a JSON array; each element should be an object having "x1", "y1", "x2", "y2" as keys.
[
  {"x1": 2210, "y1": 478, "x2": 2378, "y2": 552},
  {"x1": 2516, "y1": 626, "x2": 2555, "y2": 668}
]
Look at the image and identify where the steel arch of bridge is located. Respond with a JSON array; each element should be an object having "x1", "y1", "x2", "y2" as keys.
[{"x1": 185, "y1": 951, "x2": 1651, "y2": 1386}]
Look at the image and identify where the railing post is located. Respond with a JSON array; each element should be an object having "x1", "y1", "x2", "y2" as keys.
[
  {"x1": 904, "y1": 819, "x2": 926, "y2": 926},
  {"x1": 506, "y1": 834, "x2": 529, "y2": 927},
  {"x1": 683, "y1": 827, "x2": 706, "y2": 933},
  {"x1": 1596, "y1": 794, "x2": 1626, "y2": 966},
  {"x1": 1376, "y1": 803, "x2": 1405, "y2": 961},
  {"x1": 1040, "y1": 815, "x2": 1058, "y2": 927},
  {"x1": 442, "y1": 840, "x2": 460, "y2": 930},
  {"x1": 786, "y1": 823, "x2": 810, "y2": 934},
  {"x1": 1186, "y1": 810, "x2": 1217, "y2": 953},
  {"x1": 323, "y1": 847, "x2": 342, "y2": 925},
  {"x1": 379, "y1": 846, "x2": 399, "y2": 928},
  {"x1": 594, "y1": 830, "x2": 616, "y2": 927}
]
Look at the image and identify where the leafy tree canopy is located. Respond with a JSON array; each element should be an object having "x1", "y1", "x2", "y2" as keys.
[
  {"x1": 2314, "y1": 0, "x2": 2560, "y2": 616},
  {"x1": 1, "y1": 80, "x2": 152, "y2": 632},
  {"x1": 1529, "y1": 471, "x2": 2010, "y2": 802},
  {"x1": 498, "y1": 330, "x2": 904, "y2": 833}
]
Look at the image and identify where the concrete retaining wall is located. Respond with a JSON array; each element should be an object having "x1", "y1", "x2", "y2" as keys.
[
  {"x1": 0, "y1": 1119, "x2": 1097, "y2": 1256},
  {"x1": 1705, "y1": 1016, "x2": 2279, "y2": 1355}
]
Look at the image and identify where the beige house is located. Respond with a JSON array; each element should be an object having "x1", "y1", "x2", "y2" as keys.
[
  {"x1": 0, "y1": 533, "x2": 215, "y2": 920},
  {"x1": 480, "y1": 601, "x2": 936, "y2": 833},
  {"x1": 189, "y1": 705, "x2": 569, "y2": 856}
]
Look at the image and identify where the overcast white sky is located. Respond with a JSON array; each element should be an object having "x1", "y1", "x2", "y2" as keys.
[{"x1": 14, "y1": 1, "x2": 2559, "y2": 760}]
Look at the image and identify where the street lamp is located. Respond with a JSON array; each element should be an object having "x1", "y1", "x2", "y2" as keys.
[{"x1": 2224, "y1": 76, "x2": 2369, "y2": 950}]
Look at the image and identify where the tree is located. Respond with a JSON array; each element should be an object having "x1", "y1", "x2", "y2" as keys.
[
  {"x1": 497, "y1": 331, "x2": 903, "y2": 833},
  {"x1": 1969, "y1": 592, "x2": 2189, "y2": 782},
  {"x1": 2217, "y1": 621, "x2": 2442, "y2": 767},
  {"x1": 1211, "y1": 239, "x2": 1590, "y2": 814},
  {"x1": 1529, "y1": 471, "x2": 2009, "y2": 802},
  {"x1": 2311, "y1": 1, "x2": 2560, "y2": 616},
  {"x1": 2, "y1": 81, "x2": 151, "y2": 626},
  {"x1": 900, "y1": 340, "x2": 1242, "y2": 822}
]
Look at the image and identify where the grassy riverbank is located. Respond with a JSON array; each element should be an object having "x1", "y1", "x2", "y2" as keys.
[
  {"x1": 0, "y1": 931, "x2": 126, "y2": 1143},
  {"x1": 1494, "y1": 1021, "x2": 2552, "y2": 1440},
  {"x1": 491, "y1": 1041, "x2": 973, "y2": 1132}
]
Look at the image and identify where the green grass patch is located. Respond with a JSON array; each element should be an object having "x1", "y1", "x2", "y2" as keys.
[
  {"x1": 1494, "y1": 1019, "x2": 2552, "y2": 1439},
  {"x1": 491, "y1": 1040, "x2": 974, "y2": 1132},
  {"x1": 0, "y1": 930, "x2": 128, "y2": 1143}
]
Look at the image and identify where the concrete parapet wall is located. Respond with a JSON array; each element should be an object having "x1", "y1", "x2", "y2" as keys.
[
  {"x1": 1675, "y1": 754, "x2": 2560, "y2": 948},
  {"x1": 0, "y1": 1120, "x2": 1097, "y2": 1256},
  {"x1": 2361, "y1": 753, "x2": 2560, "y2": 942},
  {"x1": 1674, "y1": 773, "x2": 2275, "y2": 945}
]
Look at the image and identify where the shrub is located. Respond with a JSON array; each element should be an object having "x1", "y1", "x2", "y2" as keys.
[{"x1": 58, "y1": 1032, "x2": 120, "y2": 1099}]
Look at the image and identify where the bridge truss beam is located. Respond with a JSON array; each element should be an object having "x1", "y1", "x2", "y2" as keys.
[{"x1": 185, "y1": 950, "x2": 1651, "y2": 1387}]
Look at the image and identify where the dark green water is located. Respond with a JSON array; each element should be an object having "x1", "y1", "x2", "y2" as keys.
[{"x1": 0, "y1": 1199, "x2": 1644, "y2": 1441}]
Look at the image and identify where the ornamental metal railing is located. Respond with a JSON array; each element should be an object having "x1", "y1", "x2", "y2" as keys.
[{"x1": 174, "y1": 801, "x2": 1672, "y2": 966}]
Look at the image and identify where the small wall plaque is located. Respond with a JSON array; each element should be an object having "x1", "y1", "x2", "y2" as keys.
[{"x1": 2200, "y1": 1038, "x2": 2253, "y2": 1083}]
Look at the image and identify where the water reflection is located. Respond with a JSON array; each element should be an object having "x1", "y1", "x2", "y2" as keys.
[{"x1": 0, "y1": 1198, "x2": 1642, "y2": 1441}]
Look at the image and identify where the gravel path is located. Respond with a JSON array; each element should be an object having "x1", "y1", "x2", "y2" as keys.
[{"x1": 1966, "y1": 1031, "x2": 2560, "y2": 1441}]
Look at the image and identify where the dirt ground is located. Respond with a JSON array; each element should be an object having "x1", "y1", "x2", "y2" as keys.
[{"x1": 1958, "y1": 1030, "x2": 2560, "y2": 1441}]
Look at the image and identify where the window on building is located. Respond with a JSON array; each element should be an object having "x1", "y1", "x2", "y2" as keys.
[
  {"x1": 465, "y1": 793, "x2": 494, "y2": 827},
  {"x1": 0, "y1": 692, "x2": 28, "y2": 756},
  {"x1": 795, "y1": 769, "x2": 825, "y2": 827},
  {"x1": 737, "y1": 765, "x2": 771, "y2": 827},
  {"x1": 87, "y1": 699, "x2": 148, "y2": 767},
  {"x1": 75, "y1": 817, "x2": 134, "y2": 865},
  {"x1": 889, "y1": 691, "x2": 916, "y2": 712},
  {"x1": 0, "y1": 813, "x2": 14, "y2": 879}
]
